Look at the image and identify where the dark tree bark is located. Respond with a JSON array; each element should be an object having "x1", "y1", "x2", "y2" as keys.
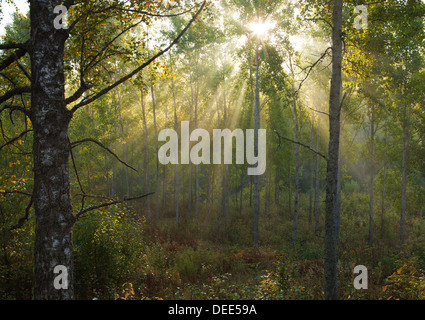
[
  {"x1": 30, "y1": 0, "x2": 75, "y2": 300},
  {"x1": 324, "y1": 0, "x2": 343, "y2": 300}
]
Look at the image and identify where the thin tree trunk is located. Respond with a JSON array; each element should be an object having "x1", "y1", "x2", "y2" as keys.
[
  {"x1": 151, "y1": 85, "x2": 159, "y2": 223},
  {"x1": 117, "y1": 89, "x2": 129, "y2": 198},
  {"x1": 400, "y1": 105, "x2": 410, "y2": 247},
  {"x1": 288, "y1": 163, "x2": 292, "y2": 216},
  {"x1": 275, "y1": 166, "x2": 280, "y2": 205},
  {"x1": 309, "y1": 117, "x2": 315, "y2": 226},
  {"x1": 223, "y1": 82, "x2": 230, "y2": 226},
  {"x1": 188, "y1": 84, "x2": 193, "y2": 219},
  {"x1": 380, "y1": 126, "x2": 388, "y2": 240},
  {"x1": 171, "y1": 77, "x2": 179, "y2": 225},
  {"x1": 141, "y1": 90, "x2": 151, "y2": 219},
  {"x1": 240, "y1": 166, "x2": 244, "y2": 214},
  {"x1": 195, "y1": 79, "x2": 200, "y2": 223},
  {"x1": 314, "y1": 113, "x2": 321, "y2": 236},
  {"x1": 368, "y1": 105, "x2": 375, "y2": 247},
  {"x1": 289, "y1": 57, "x2": 300, "y2": 249},
  {"x1": 253, "y1": 39, "x2": 260, "y2": 246}
]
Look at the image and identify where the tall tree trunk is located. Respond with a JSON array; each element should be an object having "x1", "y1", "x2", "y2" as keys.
[
  {"x1": 290, "y1": 58, "x2": 300, "y2": 249},
  {"x1": 195, "y1": 79, "x2": 200, "y2": 223},
  {"x1": 324, "y1": 0, "x2": 343, "y2": 300},
  {"x1": 253, "y1": 40, "x2": 260, "y2": 246},
  {"x1": 381, "y1": 126, "x2": 388, "y2": 240},
  {"x1": 151, "y1": 85, "x2": 159, "y2": 223},
  {"x1": 315, "y1": 112, "x2": 321, "y2": 235},
  {"x1": 30, "y1": 1, "x2": 74, "y2": 299},
  {"x1": 172, "y1": 77, "x2": 179, "y2": 224},
  {"x1": 288, "y1": 162, "x2": 292, "y2": 216},
  {"x1": 141, "y1": 90, "x2": 151, "y2": 219},
  {"x1": 216, "y1": 90, "x2": 222, "y2": 231},
  {"x1": 223, "y1": 82, "x2": 230, "y2": 226},
  {"x1": 117, "y1": 89, "x2": 129, "y2": 198},
  {"x1": 368, "y1": 105, "x2": 375, "y2": 247},
  {"x1": 188, "y1": 84, "x2": 193, "y2": 219},
  {"x1": 240, "y1": 166, "x2": 244, "y2": 214},
  {"x1": 400, "y1": 105, "x2": 410, "y2": 247},
  {"x1": 275, "y1": 166, "x2": 280, "y2": 205},
  {"x1": 309, "y1": 117, "x2": 315, "y2": 226}
]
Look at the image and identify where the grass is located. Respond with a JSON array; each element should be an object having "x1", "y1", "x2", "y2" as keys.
[{"x1": 115, "y1": 193, "x2": 420, "y2": 300}]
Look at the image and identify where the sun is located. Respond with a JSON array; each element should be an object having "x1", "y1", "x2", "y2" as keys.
[{"x1": 248, "y1": 20, "x2": 276, "y2": 37}]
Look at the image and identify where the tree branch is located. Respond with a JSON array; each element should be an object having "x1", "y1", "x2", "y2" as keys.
[
  {"x1": 0, "y1": 129, "x2": 32, "y2": 151},
  {"x1": 10, "y1": 192, "x2": 33, "y2": 230},
  {"x1": 71, "y1": 138, "x2": 138, "y2": 172},
  {"x1": 0, "y1": 103, "x2": 30, "y2": 117},
  {"x1": 70, "y1": 0, "x2": 207, "y2": 112},
  {"x1": 75, "y1": 192, "x2": 155, "y2": 220},
  {"x1": 0, "y1": 86, "x2": 31, "y2": 105},
  {"x1": 0, "y1": 190, "x2": 32, "y2": 197},
  {"x1": 305, "y1": 105, "x2": 329, "y2": 116},
  {"x1": 305, "y1": 17, "x2": 333, "y2": 29},
  {"x1": 0, "y1": 42, "x2": 27, "y2": 50},
  {"x1": 273, "y1": 128, "x2": 327, "y2": 161},
  {"x1": 0, "y1": 47, "x2": 27, "y2": 72},
  {"x1": 294, "y1": 47, "x2": 332, "y2": 95}
]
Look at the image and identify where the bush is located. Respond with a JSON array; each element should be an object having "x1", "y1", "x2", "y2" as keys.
[
  {"x1": 73, "y1": 205, "x2": 145, "y2": 299},
  {"x1": 383, "y1": 257, "x2": 425, "y2": 300}
]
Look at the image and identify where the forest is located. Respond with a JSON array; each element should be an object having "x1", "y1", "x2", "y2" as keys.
[{"x1": 1, "y1": 0, "x2": 425, "y2": 301}]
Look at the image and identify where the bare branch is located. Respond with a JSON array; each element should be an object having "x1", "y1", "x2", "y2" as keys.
[
  {"x1": 0, "y1": 43, "x2": 27, "y2": 50},
  {"x1": 0, "y1": 47, "x2": 27, "y2": 72},
  {"x1": 70, "y1": 0, "x2": 207, "y2": 112},
  {"x1": 304, "y1": 105, "x2": 329, "y2": 116},
  {"x1": 75, "y1": 192, "x2": 155, "y2": 220},
  {"x1": 0, "y1": 103, "x2": 29, "y2": 117},
  {"x1": 16, "y1": 61, "x2": 31, "y2": 81},
  {"x1": 273, "y1": 128, "x2": 327, "y2": 161},
  {"x1": 74, "y1": 193, "x2": 114, "y2": 201},
  {"x1": 0, "y1": 86, "x2": 31, "y2": 105},
  {"x1": 0, "y1": 129, "x2": 32, "y2": 151},
  {"x1": 10, "y1": 192, "x2": 33, "y2": 230},
  {"x1": 305, "y1": 17, "x2": 333, "y2": 29},
  {"x1": 65, "y1": 81, "x2": 94, "y2": 105},
  {"x1": 294, "y1": 48, "x2": 332, "y2": 95},
  {"x1": 71, "y1": 138, "x2": 138, "y2": 172},
  {"x1": 0, "y1": 190, "x2": 32, "y2": 197},
  {"x1": 68, "y1": 137, "x2": 85, "y2": 194}
]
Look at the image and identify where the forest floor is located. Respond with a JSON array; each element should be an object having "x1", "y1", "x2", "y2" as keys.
[{"x1": 125, "y1": 200, "x2": 422, "y2": 300}]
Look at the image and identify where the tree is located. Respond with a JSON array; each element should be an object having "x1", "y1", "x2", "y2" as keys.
[
  {"x1": 0, "y1": 0, "x2": 206, "y2": 299},
  {"x1": 324, "y1": 0, "x2": 343, "y2": 300}
]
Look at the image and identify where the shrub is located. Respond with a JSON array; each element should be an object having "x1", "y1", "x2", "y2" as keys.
[
  {"x1": 383, "y1": 257, "x2": 425, "y2": 300},
  {"x1": 73, "y1": 205, "x2": 144, "y2": 299}
]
